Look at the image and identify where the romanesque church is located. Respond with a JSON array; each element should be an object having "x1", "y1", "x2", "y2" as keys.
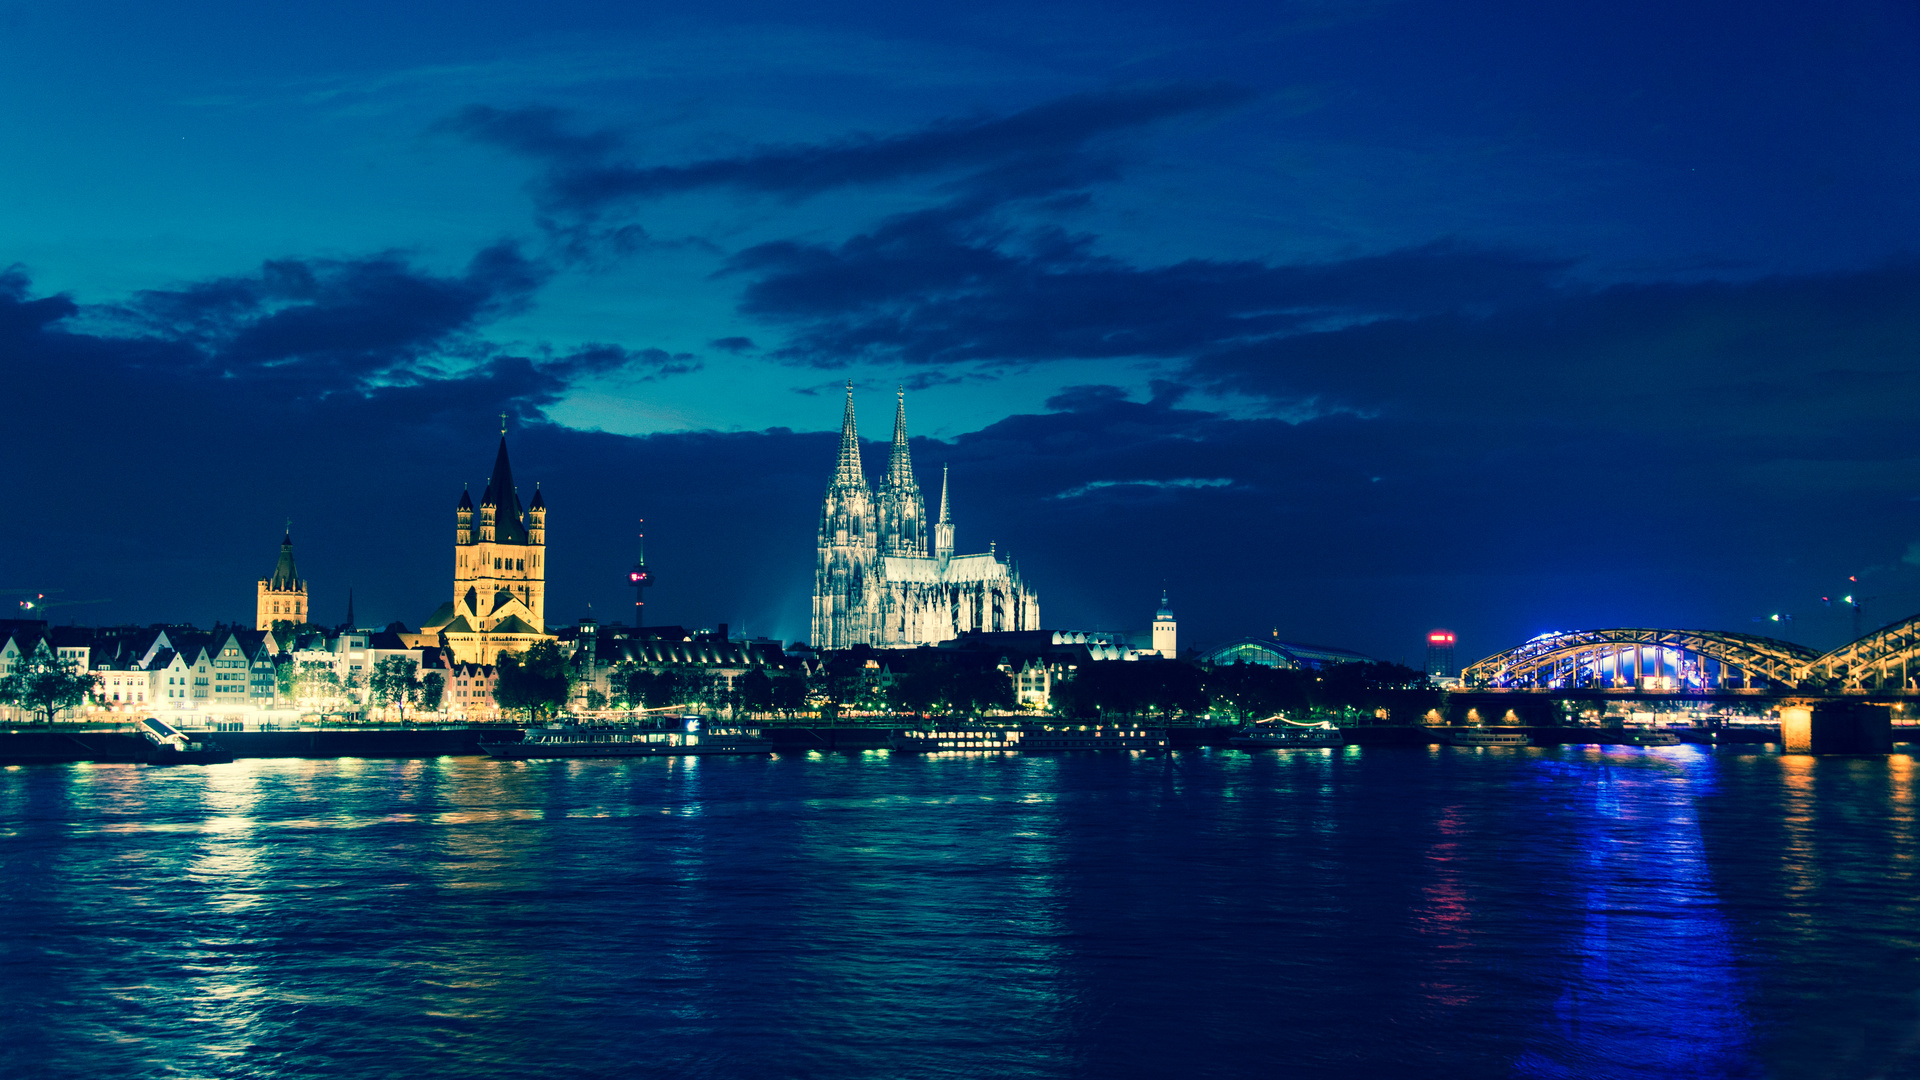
[
  {"x1": 420, "y1": 432, "x2": 551, "y2": 664},
  {"x1": 812, "y1": 386, "x2": 1040, "y2": 648}
]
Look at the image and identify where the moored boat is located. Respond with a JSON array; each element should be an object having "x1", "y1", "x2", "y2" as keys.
[
  {"x1": 482, "y1": 717, "x2": 771, "y2": 760},
  {"x1": 1440, "y1": 727, "x2": 1532, "y2": 748},
  {"x1": 1229, "y1": 718, "x2": 1344, "y2": 749},
  {"x1": 138, "y1": 716, "x2": 236, "y2": 765},
  {"x1": 1620, "y1": 727, "x2": 1681, "y2": 746},
  {"x1": 888, "y1": 724, "x2": 1167, "y2": 753},
  {"x1": 1015, "y1": 725, "x2": 1168, "y2": 752}
]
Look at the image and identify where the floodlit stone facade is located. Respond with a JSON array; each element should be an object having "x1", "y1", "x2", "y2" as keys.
[
  {"x1": 812, "y1": 386, "x2": 1040, "y2": 649},
  {"x1": 422, "y1": 433, "x2": 554, "y2": 665}
]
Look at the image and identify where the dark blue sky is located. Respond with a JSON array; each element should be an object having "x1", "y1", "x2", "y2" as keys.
[{"x1": 5, "y1": 0, "x2": 1920, "y2": 662}]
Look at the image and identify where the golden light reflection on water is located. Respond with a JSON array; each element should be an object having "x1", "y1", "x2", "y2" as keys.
[{"x1": 1776, "y1": 754, "x2": 1822, "y2": 932}]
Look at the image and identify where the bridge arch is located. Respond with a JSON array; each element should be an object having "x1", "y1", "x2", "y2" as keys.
[
  {"x1": 1461, "y1": 628, "x2": 1820, "y2": 691},
  {"x1": 1803, "y1": 615, "x2": 1920, "y2": 690}
]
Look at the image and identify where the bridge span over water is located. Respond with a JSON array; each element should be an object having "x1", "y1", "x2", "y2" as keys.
[
  {"x1": 1461, "y1": 619, "x2": 1920, "y2": 695},
  {"x1": 1457, "y1": 618, "x2": 1920, "y2": 752}
]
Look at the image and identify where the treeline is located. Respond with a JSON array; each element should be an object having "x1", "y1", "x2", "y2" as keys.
[
  {"x1": 1145, "y1": 660, "x2": 1438, "y2": 724},
  {"x1": 572, "y1": 651, "x2": 1434, "y2": 725}
]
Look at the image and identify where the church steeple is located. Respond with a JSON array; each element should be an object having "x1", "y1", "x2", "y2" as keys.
[
  {"x1": 886, "y1": 387, "x2": 913, "y2": 488},
  {"x1": 441, "y1": 423, "x2": 550, "y2": 664},
  {"x1": 268, "y1": 528, "x2": 299, "y2": 589},
  {"x1": 833, "y1": 381, "x2": 868, "y2": 490},
  {"x1": 875, "y1": 386, "x2": 926, "y2": 556},
  {"x1": 480, "y1": 435, "x2": 529, "y2": 545},
  {"x1": 255, "y1": 524, "x2": 309, "y2": 631},
  {"x1": 933, "y1": 462, "x2": 954, "y2": 561}
]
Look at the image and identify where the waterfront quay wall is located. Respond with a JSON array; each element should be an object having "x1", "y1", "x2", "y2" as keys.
[
  {"x1": 0, "y1": 726, "x2": 523, "y2": 766},
  {"x1": 0, "y1": 724, "x2": 1801, "y2": 766}
]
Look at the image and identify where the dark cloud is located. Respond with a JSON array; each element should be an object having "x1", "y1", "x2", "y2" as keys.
[
  {"x1": 459, "y1": 84, "x2": 1250, "y2": 210},
  {"x1": 442, "y1": 84, "x2": 1255, "y2": 260},
  {"x1": 433, "y1": 105, "x2": 623, "y2": 165},
  {"x1": 106, "y1": 244, "x2": 547, "y2": 395},
  {"x1": 709, "y1": 336, "x2": 756, "y2": 354},
  {"x1": 730, "y1": 217, "x2": 1570, "y2": 367},
  {"x1": 548, "y1": 343, "x2": 702, "y2": 382}
]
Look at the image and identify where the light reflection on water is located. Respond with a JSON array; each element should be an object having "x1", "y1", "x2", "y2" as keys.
[{"x1": 3, "y1": 747, "x2": 1919, "y2": 1078}]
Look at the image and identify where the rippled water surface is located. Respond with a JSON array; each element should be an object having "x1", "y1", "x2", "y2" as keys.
[{"x1": 3, "y1": 745, "x2": 1919, "y2": 1079}]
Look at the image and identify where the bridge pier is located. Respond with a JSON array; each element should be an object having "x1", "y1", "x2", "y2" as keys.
[{"x1": 1779, "y1": 701, "x2": 1892, "y2": 755}]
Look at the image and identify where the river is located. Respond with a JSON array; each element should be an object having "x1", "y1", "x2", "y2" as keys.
[{"x1": 2, "y1": 745, "x2": 1916, "y2": 1078}]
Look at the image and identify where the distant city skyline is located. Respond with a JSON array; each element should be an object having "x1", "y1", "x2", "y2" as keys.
[{"x1": 5, "y1": 2, "x2": 1920, "y2": 664}]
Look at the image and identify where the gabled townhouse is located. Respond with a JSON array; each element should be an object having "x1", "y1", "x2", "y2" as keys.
[
  {"x1": 150, "y1": 648, "x2": 195, "y2": 709},
  {"x1": 445, "y1": 662, "x2": 498, "y2": 720}
]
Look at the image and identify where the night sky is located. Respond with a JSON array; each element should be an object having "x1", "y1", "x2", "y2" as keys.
[{"x1": 5, "y1": 1, "x2": 1919, "y2": 663}]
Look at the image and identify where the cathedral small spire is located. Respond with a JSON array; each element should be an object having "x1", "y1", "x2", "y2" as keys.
[{"x1": 933, "y1": 462, "x2": 955, "y2": 561}]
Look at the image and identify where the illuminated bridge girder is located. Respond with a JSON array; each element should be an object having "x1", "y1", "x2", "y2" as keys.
[
  {"x1": 1461, "y1": 628, "x2": 1821, "y2": 691},
  {"x1": 1803, "y1": 615, "x2": 1920, "y2": 691}
]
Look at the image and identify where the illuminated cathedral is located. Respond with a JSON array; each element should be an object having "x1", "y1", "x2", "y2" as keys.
[{"x1": 812, "y1": 386, "x2": 1040, "y2": 649}]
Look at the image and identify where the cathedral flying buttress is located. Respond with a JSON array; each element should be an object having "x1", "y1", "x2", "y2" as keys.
[{"x1": 810, "y1": 385, "x2": 1040, "y2": 649}]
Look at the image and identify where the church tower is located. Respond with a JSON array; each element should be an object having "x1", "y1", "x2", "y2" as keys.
[
  {"x1": 255, "y1": 529, "x2": 308, "y2": 630},
  {"x1": 875, "y1": 388, "x2": 927, "y2": 556},
  {"x1": 441, "y1": 426, "x2": 550, "y2": 664},
  {"x1": 812, "y1": 383, "x2": 879, "y2": 648},
  {"x1": 1153, "y1": 590, "x2": 1177, "y2": 659}
]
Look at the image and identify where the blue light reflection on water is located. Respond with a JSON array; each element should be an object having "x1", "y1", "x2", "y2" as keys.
[{"x1": 2, "y1": 745, "x2": 1918, "y2": 1078}]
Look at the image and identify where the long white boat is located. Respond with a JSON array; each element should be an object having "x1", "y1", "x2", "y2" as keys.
[
  {"x1": 482, "y1": 718, "x2": 772, "y2": 760},
  {"x1": 1619, "y1": 727, "x2": 1681, "y2": 746},
  {"x1": 889, "y1": 724, "x2": 1168, "y2": 753},
  {"x1": 1229, "y1": 718, "x2": 1344, "y2": 749},
  {"x1": 1440, "y1": 727, "x2": 1532, "y2": 748}
]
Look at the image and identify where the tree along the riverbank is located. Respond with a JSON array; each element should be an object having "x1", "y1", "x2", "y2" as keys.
[
  {"x1": 495, "y1": 641, "x2": 572, "y2": 721},
  {"x1": 1053, "y1": 659, "x2": 1436, "y2": 723},
  {"x1": 0, "y1": 650, "x2": 100, "y2": 725}
]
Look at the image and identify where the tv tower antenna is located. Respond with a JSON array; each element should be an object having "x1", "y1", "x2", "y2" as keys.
[{"x1": 627, "y1": 518, "x2": 653, "y2": 631}]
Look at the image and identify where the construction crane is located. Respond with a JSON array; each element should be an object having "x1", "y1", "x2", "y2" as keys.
[{"x1": 1, "y1": 589, "x2": 109, "y2": 615}]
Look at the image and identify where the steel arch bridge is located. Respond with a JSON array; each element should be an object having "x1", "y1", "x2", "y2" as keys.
[
  {"x1": 1460, "y1": 628, "x2": 1821, "y2": 692},
  {"x1": 1798, "y1": 614, "x2": 1920, "y2": 691}
]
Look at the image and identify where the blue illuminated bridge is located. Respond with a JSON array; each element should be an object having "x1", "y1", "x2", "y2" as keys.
[
  {"x1": 1457, "y1": 619, "x2": 1920, "y2": 753},
  {"x1": 1461, "y1": 618, "x2": 1920, "y2": 696}
]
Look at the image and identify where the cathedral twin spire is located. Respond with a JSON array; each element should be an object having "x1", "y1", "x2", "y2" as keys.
[
  {"x1": 812, "y1": 386, "x2": 1036, "y2": 648},
  {"x1": 830, "y1": 383, "x2": 931, "y2": 557}
]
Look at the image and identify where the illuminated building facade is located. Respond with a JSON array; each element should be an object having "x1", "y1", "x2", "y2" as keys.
[
  {"x1": 255, "y1": 531, "x2": 308, "y2": 630},
  {"x1": 1426, "y1": 629, "x2": 1456, "y2": 679},
  {"x1": 1153, "y1": 592, "x2": 1177, "y2": 658},
  {"x1": 812, "y1": 386, "x2": 1040, "y2": 649},
  {"x1": 422, "y1": 433, "x2": 554, "y2": 665},
  {"x1": 1199, "y1": 635, "x2": 1372, "y2": 671}
]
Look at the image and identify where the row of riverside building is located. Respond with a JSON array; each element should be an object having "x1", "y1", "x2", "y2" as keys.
[{"x1": 1, "y1": 419, "x2": 1424, "y2": 726}]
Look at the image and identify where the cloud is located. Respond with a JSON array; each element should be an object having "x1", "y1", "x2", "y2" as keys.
[
  {"x1": 729, "y1": 217, "x2": 1570, "y2": 368},
  {"x1": 441, "y1": 84, "x2": 1255, "y2": 261},
  {"x1": 433, "y1": 105, "x2": 622, "y2": 165},
  {"x1": 451, "y1": 83, "x2": 1252, "y2": 213},
  {"x1": 97, "y1": 244, "x2": 548, "y2": 394},
  {"x1": 1051, "y1": 477, "x2": 1235, "y2": 499},
  {"x1": 547, "y1": 343, "x2": 703, "y2": 382}
]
